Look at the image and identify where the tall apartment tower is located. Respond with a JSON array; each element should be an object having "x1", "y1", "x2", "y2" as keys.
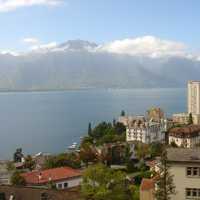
[
  {"x1": 188, "y1": 81, "x2": 200, "y2": 114},
  {"x1": 188, "y1": 81, "x2": 200, "y2": 124}
]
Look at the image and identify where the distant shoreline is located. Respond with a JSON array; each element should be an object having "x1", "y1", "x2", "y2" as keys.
[{"x1": 0, "y1": 87, "x2": 185, "y2": 93}]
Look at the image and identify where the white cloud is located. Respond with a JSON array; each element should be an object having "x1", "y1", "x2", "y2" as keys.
[
  {"x1": 97, "y1": 36, "x2": 187, "y2": 58},
  {"x1": 23, "y1": 37, "x2": 40, "y2": 45},
  {"x1": 31, "y1": 42, "x2": 57, "y2": 51},
  {"x1": 0, "y1": 0, "x2": 63, "y2": 12},
  {"x1": 0, "y1": 50, "x2": 19, "y2": 56},
  {"x1": 2, "y1": 36, "x2": 200, "y2": 60}
]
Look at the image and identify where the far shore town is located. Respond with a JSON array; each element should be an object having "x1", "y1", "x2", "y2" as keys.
[{"x1": 1, "y1": 80, "x2": 200, "y2": 200}]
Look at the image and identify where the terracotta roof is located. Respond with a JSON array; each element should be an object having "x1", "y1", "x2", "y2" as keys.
[
  {"x1": 169, "y1": 125, "x2": 200, "y2": 138},
  {"x1": 21, "y1": 167, "x2": 81, "y2": 185},
  {"x1": 0, "y1": 185, "x2": 80, "y2": 200},
  {"x1": 140, "y1": 178, "x2": 154, "y2": 191}
]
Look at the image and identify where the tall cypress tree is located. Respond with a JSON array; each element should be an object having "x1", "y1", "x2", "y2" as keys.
[
  {"x1": 188, "y1": 113, "x2": 193, "y2": 125},
  {"x1": 121, "y1": 110, "x2": 125, "y2": 116},
  {"x1": 88, "y1": 122, "x2": 92, "y2": 136},
  {"x1": 155, "y1": 148, "x2": 176, "y2": 200}
]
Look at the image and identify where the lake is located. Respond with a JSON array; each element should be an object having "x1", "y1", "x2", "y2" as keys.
[{"x1": 0, "y1": 88, "x2": 186, "y2": 159}]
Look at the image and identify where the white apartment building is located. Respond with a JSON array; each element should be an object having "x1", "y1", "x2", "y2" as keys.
[
  {"x1": 188, "y1": 81, "x2": 200, "y2": 124},
  {"x1": 167, "y1": 148, "x2": 200, "y2": 200},
  {"x1": 169, "y1": 125, "x2": 200, "y2": 148},
  {"x1": 126, "y1": 118, "x2": 166, "y2": 144}
]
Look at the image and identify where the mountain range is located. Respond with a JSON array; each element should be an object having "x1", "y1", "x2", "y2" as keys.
[{"x1": 0, "y1": 39, "x2": 199, "y2": 91}]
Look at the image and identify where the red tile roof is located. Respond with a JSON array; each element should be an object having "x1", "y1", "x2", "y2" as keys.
[
  {"x1": 140, "y1": 178, "x2": 154, "y2": 191},
  {"x1": 21, "y1": 167, "x2": 81, "y2": 185}
]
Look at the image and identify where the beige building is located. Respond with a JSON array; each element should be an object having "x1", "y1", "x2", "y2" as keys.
[
  {"x1": 167, "y1": 148, "x2": 200, "y2": 200},
  {"x1": 169, "y1": 125, "x2": 200, "y2": 148},
  {"x1": 172, "y1": 113, "x2": 189, "y2": 124},
  {"x1": 188, "y1": 81, "x2": 200, "y2": 124},
  {"x1": 147, "y1": 107, "x2": 164, "y2": 122},
  {"x1": 140, "y1": 178, "x2": 154, "y2": 200},
  {"x1": 118, "y1": 115, "x2": 145, "y2": 127}
]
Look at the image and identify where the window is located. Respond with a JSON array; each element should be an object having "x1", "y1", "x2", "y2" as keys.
[
  {"x1": 41, "y1": 193, "x2": 48, "y2": 200},
  {"x1": 193, "y1": 168, "x2": 198, "y2": 176},
  {"x1": 186, "y1": 188, "x2": 200, "y2": 198},
  {"x1": 0, "y1": 193, "x2": 5, "y2": 200},
  {"x1": 186, "y1": 167, "x2": 200, "y2": 177},
  {"x1": 57, "y1": 183, "x2": 63, "y2": 189},
  {"x1": 193, "y1": 189, "x2": 197, "y2": 197},
  {"x1": 186, "y1": 188, "x2": 191, "y2": 197},
  {"x1": 64, "y1": 182, "x2": 68, "y2": 188}
]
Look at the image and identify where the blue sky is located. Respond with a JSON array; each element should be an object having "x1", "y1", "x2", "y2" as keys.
[{"x1": 0, "y1": 0, "x2": 200, "y2": 52}]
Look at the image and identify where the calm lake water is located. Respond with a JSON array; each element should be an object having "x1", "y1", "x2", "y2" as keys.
[{"x1": 0, "y1": 88, "x2": 186, "y2": 159}]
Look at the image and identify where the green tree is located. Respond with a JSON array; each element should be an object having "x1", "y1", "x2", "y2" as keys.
[
  {"x1": 6, "y1": 161, "x2": 15, "y2": 171},
  {"x1": 135, "y1": 143, "x2": 149, "y2": 160},
  {"x1": 149, "y1": 142, "x2": 163, "y2": 158},
  {"x1": 121, "y1": 110, "x2": 126, "y2": 117},
  {"x1": 114, "y1": 122, "x2": 126, "y2": 135},
  {"x1": 90, "y1": 122, "x2": 112, "y2": 140},
  {"x1": 11, "y1": 171, "x2": 26, "y2": 186},
  {"x1": 188, "y1": 113, "x2": 193, "y2": 125},
  {"x1": 88, "y1": 122, "x2": 92, "y2": 136},
  {"x1": 129, "y1": 185, "x2": 139, "y2": 200},
  {"x1": 24, "y1": 155, "x2": 36, "y2": 170},
  {"x1": 170, "y1": 141, "x2": 178, "y2": 148},
  {"x1": 155, "y1": 148, "x2": 176, "y2": 200},
  {"x1": 80, "y1": 144, "x2": 98, "y2": 166},
  {"x1": 44, "y1": 153, "x2": 81, "y2": 169},
  {"x1": 81, "y1": 164, "x2": 132, "y2": 200}
]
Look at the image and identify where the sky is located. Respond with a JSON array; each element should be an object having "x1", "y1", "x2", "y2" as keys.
[{"x1": 0, "y1": 0, "x2": 200, "y2": 53}]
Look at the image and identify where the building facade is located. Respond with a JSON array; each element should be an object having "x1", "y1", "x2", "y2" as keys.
[
  {"x1": 126, "y1": 119, "x2": 167, "y2": 144},
  {"x1": 140, "y1": 178, "x2": 154, "y2": 200},
  {"x1": 167, "y1": 148, "x2": 200, "y2": 200},
  {"x1": 188, "y1": 81, "x2": 200, "y2": 124},
  {"x1": 172, "y1": 113, "x2": 189, "y2": 124},
  {"x1": 169, "y1": 125, "x2": 200, "y2": 148},
  {"x1": 21, "y1": 167, "x2": 82, "y2": 190},
  {"x1": 188, "y1": 81, "x2": 200, "y2": 115}
]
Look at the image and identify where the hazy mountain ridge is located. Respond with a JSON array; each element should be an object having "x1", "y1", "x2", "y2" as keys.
[{"x1": 0, "y1": 40, "x2": 199, "y2": 91}]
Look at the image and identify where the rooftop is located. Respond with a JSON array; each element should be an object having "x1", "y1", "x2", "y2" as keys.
[
  {"x1": 167, "y1": 148, "x2": 200, "y2": 163},
  {"x1": 188, "y1": 80, "x2": 200, "y2": 84},
  {"x1": 169, "y1": 125, "x2": 200, "y2": 138},
  {"x1": 140, "y1": 178, "x2": 154, "y2": 191},
  {"x1": 0, "y1": 185, "x2": 80, "y2": 200},
  {"x1": 21, "y1": 167, "x2": 81, "y2": 185}
]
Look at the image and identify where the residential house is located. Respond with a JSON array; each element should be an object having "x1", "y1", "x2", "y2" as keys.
[
  {"x1": 167, "y1": 148, "x2": 200, "y2": 200},
  {"x1": 140, "y1": 178, "x2": 155, "y2": 200},
  {"x1": 0, "y1": 185, "x2": 80, "y2": 200},
  {"x1": 21, "y1": 167, "x2": 82, "y2": 190},
  {"x1": 168, "y1": 125, "x2": 200, "y2": 148}
]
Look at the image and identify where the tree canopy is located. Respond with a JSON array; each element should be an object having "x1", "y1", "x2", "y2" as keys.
[
  {"x1": 11, "y1": 171, "x2": 26, "y2": 186},
  {"x1": 82, "y1": 121, "x2": 126, "y2": 146},
  {"x1": 81, "y1": 164, "x2": 133, "y2": 200},
  {"x1": 44, "y1": 152, "x2": 81, "y2": 169},
  {"x1": 155, "y1": 149, "x2": 176, "y2": 200}
]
